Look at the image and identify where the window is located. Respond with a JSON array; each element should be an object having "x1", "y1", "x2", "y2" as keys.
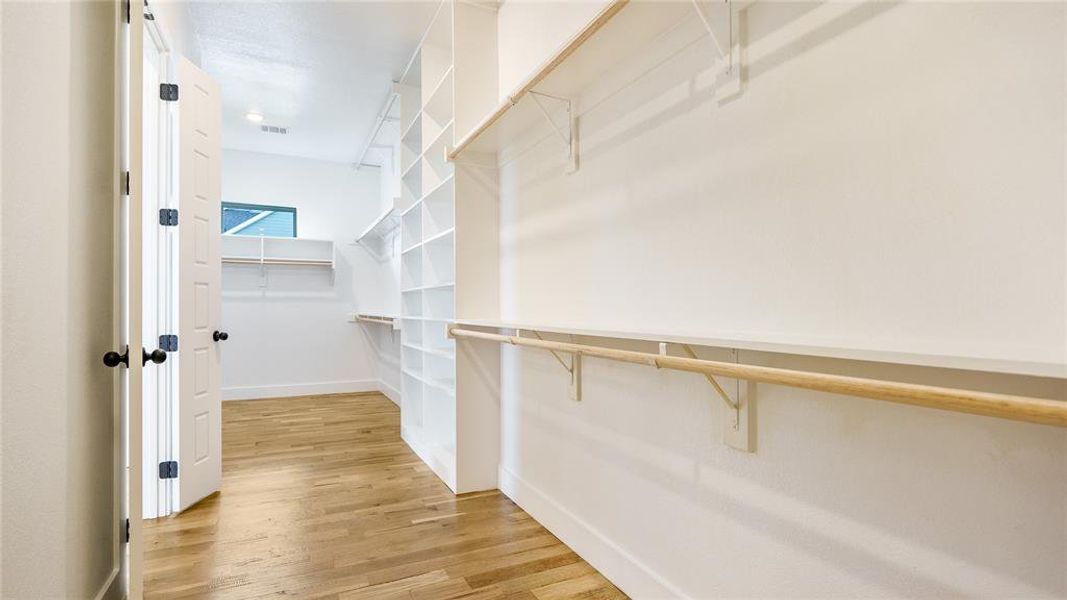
[{"x1": 222, "y1": 202, "x2": 297, "y2": 237}]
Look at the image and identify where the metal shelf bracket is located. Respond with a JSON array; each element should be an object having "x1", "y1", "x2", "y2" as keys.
[
  {"x1": 529, "y1": 91, "x2": 579, "y2": 174},
  {"x1": 691, "y1": 0, "x2": 742, "y2": 99},
  {"x1": 662, "y1": 343, "x2": 755, "y2": 452},
  {"x1": 521, "y1": 329, "x2": 582, "y2": 401}
]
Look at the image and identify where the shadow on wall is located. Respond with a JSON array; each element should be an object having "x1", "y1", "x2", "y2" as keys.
[
  {"x1": 503, "y1": 338, "x2": 1066, "y2": 597},
  {"x1": 506, "y1": 2, "x2": 902, "y2": 258}
]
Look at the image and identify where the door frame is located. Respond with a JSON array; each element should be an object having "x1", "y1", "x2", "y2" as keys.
[
  {"x1": 119, "y1": 0, "x2": 145, "y2": 596},
  {"x1": 142, "y1": 5, "x2": 180, "y2": 520}
]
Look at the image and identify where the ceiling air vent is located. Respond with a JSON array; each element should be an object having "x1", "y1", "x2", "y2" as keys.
[{"x1": 260, "y1": 125, "x2": 288, "y2": 135}]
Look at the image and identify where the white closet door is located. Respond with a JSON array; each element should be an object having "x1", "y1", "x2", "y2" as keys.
[{"x1": 176, "y1": 56, "x2": 223, "y2": 512}]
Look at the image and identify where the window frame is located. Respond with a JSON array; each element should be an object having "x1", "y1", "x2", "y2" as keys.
[{"x1": 221, "y1": 201, "x2": 298, "y2": 238}]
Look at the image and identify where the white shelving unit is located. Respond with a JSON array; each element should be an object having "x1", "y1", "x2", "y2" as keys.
[
  {"x1": 221, "y1": 235, "x2": 335, "y2": 268},
  {"x1": 395, "y1": 0, "x2": 500, "y2": 493}
]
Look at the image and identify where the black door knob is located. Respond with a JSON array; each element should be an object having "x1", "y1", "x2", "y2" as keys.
[
  {"x1": 142, "y1": 348, "x2": 167, "y2": 366},
  {"x1": 102, "y1": 346, "x2": 129, "y2": 368},
  {"x1": 213, "y1": 330, "x2": 229, "y2": 342}
]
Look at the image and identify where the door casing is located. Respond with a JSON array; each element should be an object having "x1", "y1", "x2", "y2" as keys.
[
  {"x1": 142, "y1": 9, "x2": 180, "y2": 521},
  {"x1": 120, "y1": 0, "x2": 145, "y2": 596}
]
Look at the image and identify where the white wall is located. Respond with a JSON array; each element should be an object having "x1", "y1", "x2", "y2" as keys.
[
  {"x1": 496, "y1": 0, "x2": 609, "y2": 100},
  {"x1": 1, "y1": 1, "x2": 120, "y2": 597},
  {"x1": 220, "y1": 149, "x2": 390, "y2": 400},
  {"x1": 366, "y1": 149, "x2": 402, "y2": 404},
  {"x1": 148, "y1": 0, "x2": 201, "y2": 67},
  {"x1": 494, "y1": 2, "x2": 1067, "y2": 598}
]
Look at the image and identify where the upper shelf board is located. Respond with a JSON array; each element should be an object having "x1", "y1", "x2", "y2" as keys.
[
  {"x1": 450, "y1": 0, "x2": 697, "y2": 159},
  {"x1": 356, "y1": 207, "x2": 401, "y2": 244},
  {"x1": 451, "y1": 319, "x2": 1066, "y2": 379}
]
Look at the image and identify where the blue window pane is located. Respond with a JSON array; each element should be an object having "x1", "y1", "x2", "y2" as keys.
[
  {"x1": 222, "y1": 202, "x2": 297, "y2": 237},
  {"x1": 222, "y1": 208, "x2": 259, "y2": 232}
]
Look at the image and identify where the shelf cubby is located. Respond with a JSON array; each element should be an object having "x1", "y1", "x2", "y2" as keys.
[
  {"x1": 422, "y1": 176, "x2": 454, "y2": 241},
  {"x1": 402, "y1": 289, "x2": 423, "y2": 318},
  {"x1": 401, "y1": 316, "x2": 424, "y2": 345},
  {"x1": 401, "y1": 247, "x2": 423, "y2": 290},
  {"x1": 423, "y1": 286, "x2": 454, "y2": 321},
  {"x1": 422, "y1": 231, "x2": 455, "y2": 286},
  {"x1": 422, "y1": 69, "x2": 454, "y2": 146},
  {"x1": 401, "y1": 204, "x2": 423, "y2": 252},
  {"x1": 422, "y1": 121, "x2": 454, "y2": 192}
]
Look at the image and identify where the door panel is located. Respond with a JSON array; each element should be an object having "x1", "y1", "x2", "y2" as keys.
[
  {"x1": 123, "y1": 0, "x2": 146, "y2": 597},
  {"x1": 177, "y1": 57, "x2": 222, "y2": 512}
]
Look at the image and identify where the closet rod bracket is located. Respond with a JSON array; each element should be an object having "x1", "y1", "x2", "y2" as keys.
[
  {"x1": 679, "y1": 344, "x2": 738, "y2": 411},
  {"x1": 520, "y1": 329, "x2": 583, "y2": 401},
  {"x1": 665, "y1": 343, "x2": 754, "y2": 452},
  {"x1": 528, "y1": 91, "x2": 579, "y2": 174},
  {"x1": 691, "y1": 0, "x2": 742, "y2": 99}
]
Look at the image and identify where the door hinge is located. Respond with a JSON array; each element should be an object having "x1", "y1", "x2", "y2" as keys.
[
  {"x1": 159, "y1": 334, "x2": 178, "y2": 352},
  {"x1": 124, "y1": 170, "x2": 130, "y2": 196},
  {"x1": 124, "y1": 518, "x2": 130, "y2": 543},
  {"x1": 124, "y1": 0, "x2": 130, "y2": 23},
  {"x1": 159, "y1": 460, "x2": 179, "y2": 479},
  {"x1": 159, "y1": 208, "x2": 179, "y2": 226},
  {"x1": 159, "y1": 83, "x2": 179, "y2": 102}
]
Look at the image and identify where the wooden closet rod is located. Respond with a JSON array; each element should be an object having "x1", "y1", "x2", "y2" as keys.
[
  {"x1": 357, "y1": 315, "x2": 395, "y2": 325},
  {"x1": 448, "y1": 327, "x2": 1067, "y2": 428}
]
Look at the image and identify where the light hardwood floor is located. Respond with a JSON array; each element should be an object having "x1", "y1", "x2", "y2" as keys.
[{"x1": 144, "y1": 392, "x2": 627, "y2": 599}]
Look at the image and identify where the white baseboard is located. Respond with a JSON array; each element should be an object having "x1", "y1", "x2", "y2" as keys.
[
  {"x1": 498, "y1": 466, "x2": 688, "y2": 600},
  {"x1": 402, "y1": 427, "x2": 456, "y2": 491},
  {"x1": 379, "y1": 379, "x2": 400, "y2": 405},
  {"x1": 93, "y1": 566, "x2": 120, "y2": 600},
  {"x1": 222, "y1": 379, "x2": 378, "y2": 401}
]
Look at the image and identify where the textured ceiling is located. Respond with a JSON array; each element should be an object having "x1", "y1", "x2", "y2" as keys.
[{"x1": 185, "y1": 0, "x2": 439, "y2": 164}]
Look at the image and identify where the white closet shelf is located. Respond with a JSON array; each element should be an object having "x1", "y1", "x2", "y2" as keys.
[
  {"x1": 356, "y1": 207, "x2": 400, "y2": 243},
  {"x1": 222, "y1": 257, "x2": 333, "y2": 267},
  {"x1": 401, "y1": 156, "x2": 423, "y2": 181},
  {"x1": 450, "y1": 0, "x2": 691, "y2": 159},
  {"x1": 403, "y1": 342, "x2": 455, "y2": 359},
  {"x1": 222, "y1": 235, "x2": 335, "y2": 269},
  {"x1": 402, "y1": 281, "x2": 455, "y2": 293},
  {"x1": 403, "y1": 368, "x2": 456, "y2": 395},
  {"x1": 422, "y1": 66, "x2": 454, "y2": 115},
  {"x1": 424, "y1": 120, "x2": 455, "y2": 158},
  {"x1": 401, "y1": 112, "x2": 423, "y2": 146},
  {"x1": 401, "y1": 228, "x2": 454, "y2": 255},
  {"x1": 399, "y1": 199, "x2": 421, "y2": 219},
  {"x1": 400, "y1": 45, "x2": 421, "y2": 87},
  {"x1": 400, "y1": 174, "x2": 455, "y2": 221},
  {"x1": 451, "y1": 319, "x2": 1065, "y2": 379},
  {"x1": 421, "y1": 173, "x2": 454, "y2": 204},
  {"x1": 356, "y1": 92, "x2": 400, "y2": 169}
]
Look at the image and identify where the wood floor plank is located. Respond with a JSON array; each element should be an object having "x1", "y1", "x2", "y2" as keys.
[{"x1": 144, "y1": 393, "x2": 627, "y2": 600}]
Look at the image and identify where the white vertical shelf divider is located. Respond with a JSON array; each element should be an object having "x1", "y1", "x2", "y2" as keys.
[
  {"x1": 399, "y1": 0, "x2": 458, "y2": 491},
  {"x1": 396, "y1": 0, "x2": 500, "y2": 494}
]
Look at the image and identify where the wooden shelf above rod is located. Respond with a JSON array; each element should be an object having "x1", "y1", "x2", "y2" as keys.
[{"x1": 449, "y1": 326, "x2": 1067, "y2": 429}]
